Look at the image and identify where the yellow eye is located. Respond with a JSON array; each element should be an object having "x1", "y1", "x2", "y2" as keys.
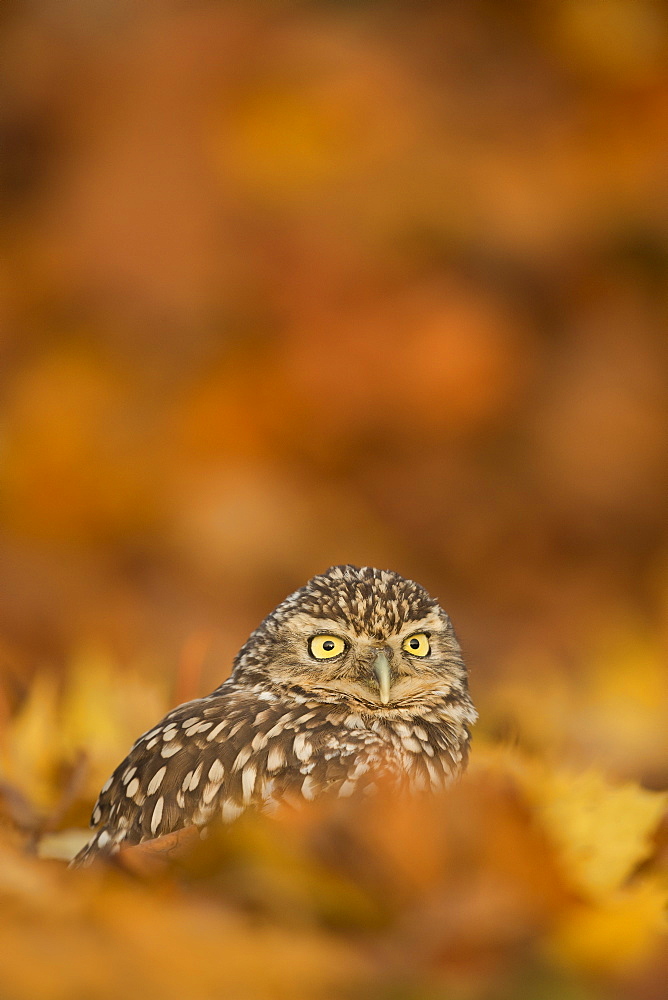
[
  {"x1": 402, "y1": 633, "x2": 430, "y2": 657},
  {"x1": 309, "y1": 635, "x2": 346, "y2": 660}
]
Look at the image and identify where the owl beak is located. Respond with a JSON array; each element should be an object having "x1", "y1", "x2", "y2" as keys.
[{"x1": 373, "y1": 650, "x2": 392, "y2": 705}]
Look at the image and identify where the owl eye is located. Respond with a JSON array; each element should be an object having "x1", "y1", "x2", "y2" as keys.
[
  {"x1": 402, "y1": 633, "x2": 430, "y2": 657},
  {"x1": 309, "y1": 635, "x2": 346, "y2": 660}
]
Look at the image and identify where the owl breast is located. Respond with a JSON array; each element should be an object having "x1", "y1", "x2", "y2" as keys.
[{"x1": 241, "y1": 695, "x2": 462, "y2": 802}]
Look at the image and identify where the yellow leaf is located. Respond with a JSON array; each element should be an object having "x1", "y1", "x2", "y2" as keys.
[
  {"x1": 58, "y1": 647, "x2": 167, "y2": 799},
  {"x1": 546, "y1": 878, "x2": 668, "y2": 974},
  {"x1": 0, "y1": 672, "x2": 61, "y2": 809},
  {"x1": 531, "y1": 768, "x2": 667, "y2": 898},
  {"x1": 0, "y1": 650, "x2": 168, "y2": 814}
]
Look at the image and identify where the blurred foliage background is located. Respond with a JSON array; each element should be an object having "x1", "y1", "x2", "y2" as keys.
[{"x1": 0, "y1": 1, "x2": 667, "y2": 998}]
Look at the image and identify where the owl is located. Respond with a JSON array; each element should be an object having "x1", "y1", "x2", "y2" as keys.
[{"x1": 73, "y1": 565, "x2": 477, "y2": 867}]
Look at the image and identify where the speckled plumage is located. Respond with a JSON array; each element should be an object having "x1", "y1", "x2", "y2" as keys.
[{"x1": 73, "y1": 565, "x2": 477, "y2": 867}]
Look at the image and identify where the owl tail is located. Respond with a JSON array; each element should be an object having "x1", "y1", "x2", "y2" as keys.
[{"x1": 69, "y1": 827, "x2": 123, "y2": 869}]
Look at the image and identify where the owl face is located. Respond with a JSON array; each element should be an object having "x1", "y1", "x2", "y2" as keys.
[{"x1": 234, "y1": 565, "x2": 467, "y2": 709}]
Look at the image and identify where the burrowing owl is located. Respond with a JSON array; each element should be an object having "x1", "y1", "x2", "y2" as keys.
[{"x1": 73, "y1": 565, "x2": 477, "y2": 866}]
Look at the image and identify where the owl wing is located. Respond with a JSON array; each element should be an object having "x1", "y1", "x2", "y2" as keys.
[
  {"x1": 72, "y1": 688, "x2": 408, "y2": 867},
  {"x1": 72, "y1": 687, "x2": 260, "y2": 866}
]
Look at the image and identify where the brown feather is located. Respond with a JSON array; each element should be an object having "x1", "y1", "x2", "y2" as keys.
[{"x1": 72, "y1": 566, "x2": 476, "y2": 867}]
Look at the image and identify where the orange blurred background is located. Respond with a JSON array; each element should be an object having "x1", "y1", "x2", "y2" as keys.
[{"x1": 1, "y1": 0, "x2": 667, "y2": 787}]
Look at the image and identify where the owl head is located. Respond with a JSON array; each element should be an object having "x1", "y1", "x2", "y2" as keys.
[{"x1": 232, "y1": 565, "x2": 470, "y2": 711}]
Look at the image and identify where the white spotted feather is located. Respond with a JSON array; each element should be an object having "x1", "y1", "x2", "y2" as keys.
[{"x1": 72, "y1": 565, "x2": 477, "y2": 868}]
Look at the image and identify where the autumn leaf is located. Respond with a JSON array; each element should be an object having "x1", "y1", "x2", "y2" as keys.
[{"x1": 530, "y1": 769, "x2": 668, "y2": 899}]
